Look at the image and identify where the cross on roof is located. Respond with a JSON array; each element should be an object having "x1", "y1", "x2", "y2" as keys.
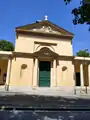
[{"x1": 44, "y1": 15, "x2": 48, "y2": 21}]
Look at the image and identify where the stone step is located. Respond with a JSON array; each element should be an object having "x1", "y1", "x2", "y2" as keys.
[{"x1": 0, "y1": 86, "x2": 90, "y2": 97}]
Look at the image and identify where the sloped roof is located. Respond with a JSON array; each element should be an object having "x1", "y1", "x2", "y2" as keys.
[{"x1": 16, "y1": 20, "x2": 74, "y2": 38}]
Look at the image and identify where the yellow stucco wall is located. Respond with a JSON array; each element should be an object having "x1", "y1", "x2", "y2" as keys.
[
  {"x1": 15, "y1": 35, "x2": 73, "y2": 56},
  {"x1": 83, "y1": 65, "x2": 88, "y2": 86},
  {"x1": 57, "y1": 60, "x2": 75, "y2": 86},
  {"x1": 10, "y1": 58, "x2": 33, "y2": 86},
  {"x1": 9, "y1": 33, "x2": 74, "y2": 87},
  {"x1": 10, "y1": 58, "x2": 75, "y2": 87}
]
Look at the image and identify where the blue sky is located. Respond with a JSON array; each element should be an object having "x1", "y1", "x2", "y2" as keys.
[{"x1": 0, "y1": 0, "x2": 90, "y2": 55}]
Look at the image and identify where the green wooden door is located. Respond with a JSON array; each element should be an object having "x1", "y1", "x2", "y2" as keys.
[{"x1": 39, "y1": 61, "x2": 51, "y2": 87}]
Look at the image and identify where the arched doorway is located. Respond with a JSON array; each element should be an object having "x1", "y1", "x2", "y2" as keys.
[{"x1": 33, "y1": 47, "x2": 59, "y2": 87}]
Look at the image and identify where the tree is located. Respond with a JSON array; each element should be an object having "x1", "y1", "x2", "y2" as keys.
[
  {"x1": 64, "y1": 0, "x2": 90, "y2": 30},
  {"x1": 76, "y1": 49, "x2": 90, "y2": 57},
  {"x1": 0, "y1": 40, "x2": 14, "y2": 51}
]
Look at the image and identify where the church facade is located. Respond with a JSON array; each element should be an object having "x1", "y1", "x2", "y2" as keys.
[{"x1": 0, "y1": 17, "x2": 90, "y2": 95}]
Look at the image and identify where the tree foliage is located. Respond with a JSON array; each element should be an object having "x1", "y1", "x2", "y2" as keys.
[
  {"x1": 64, "y1": 0, "x2": 90, "y2": 30},
  {"x1": 76, "y1": 49, "x2": 90, "y2": 57},
  {"x1": 0, "y1": 40, "x2": 14, "y2": 51}
]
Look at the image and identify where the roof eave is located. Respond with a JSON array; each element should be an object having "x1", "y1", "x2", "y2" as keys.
[
  {"x1": 16, "y1": 29, "x2": 74, "y2": 39},
  {"x1": 15, "y1": 20, "x2": 74, "y2": 36}
]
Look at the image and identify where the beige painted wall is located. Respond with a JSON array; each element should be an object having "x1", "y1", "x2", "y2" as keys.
[
  {"x1": 10, "y1": 57, "x2": 33, "y2": 86},
  {"x1": 57, "y1": 60, "x2": 75, "y2": 86},
  {"x1": 10, "y1": 58, "x2": 75, "y2": 87},
  {"x1": 15, "y1": 34, "x2": 73, "y2": 56},
  {"x1": 10, "y1": 33, "x2": 74, "y2": 87}
]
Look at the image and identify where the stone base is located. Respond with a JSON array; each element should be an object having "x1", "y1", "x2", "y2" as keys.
[
  {"x1": 0, "y1": 86, "x2": 89, "y2": 97},
  {"x1": 74, "y1": 86, "x2": 90, "y2": 95},
  {"x1": 8, "y1": 86, "x2": 75, "y2": 97}
]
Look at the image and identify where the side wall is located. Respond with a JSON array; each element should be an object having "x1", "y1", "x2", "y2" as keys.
[{"x1": 57, "y1": 60, "x2": 75, "y2": 86}]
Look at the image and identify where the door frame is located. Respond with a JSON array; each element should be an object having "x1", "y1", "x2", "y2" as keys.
[{"x1": 38, "y1": 60, "x2": 51, "y2": 87}]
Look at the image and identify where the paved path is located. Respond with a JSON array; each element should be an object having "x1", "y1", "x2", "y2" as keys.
[
  {"x1": 0, "y1": 110, "x2": 90, "y2": 120},
  {"x1": 0, "y1": 94, "x2": 90, "y2": 109},
  {"x1": 0, "y1": 91, "x2": 89, "y2": 119}
]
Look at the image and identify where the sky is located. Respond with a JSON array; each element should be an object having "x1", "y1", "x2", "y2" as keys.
[{"x1": 0, "y1": 0, "x2": 90, "y2": 55}]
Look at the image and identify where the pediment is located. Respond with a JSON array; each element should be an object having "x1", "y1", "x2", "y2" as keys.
[
  {"x1": 16, "y1": 21, "x2": 74, "y2": 37},
  {"x1": 33, "y1": 47, "x2": 59, "y2": 57},
  {"x1": 31, "y1": 25, "x2": 61, "y2": 34}
]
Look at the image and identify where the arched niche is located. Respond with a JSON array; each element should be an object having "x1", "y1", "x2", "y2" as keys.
[
  {"x1": 34, "y1": 47, "x2": 59, "y2": 58},
  {"x1": 35, "y1": 44, "x2": 55, "y2": 52}
]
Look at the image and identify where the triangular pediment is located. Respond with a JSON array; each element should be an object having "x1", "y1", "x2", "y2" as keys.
[
  {"x1": 16, "y1": 20, "x2": 74, "y2": 37},
  {"x1": 30, "y1": 24, "x2": 61, "y2": 34},
  {"x1": 34, "y1": 47, "x2": 59, "y2": 57}
]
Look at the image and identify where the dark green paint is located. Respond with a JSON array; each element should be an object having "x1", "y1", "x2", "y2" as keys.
[{"x1": 39, "y1": 61, "x2": 50, "y2": 87}]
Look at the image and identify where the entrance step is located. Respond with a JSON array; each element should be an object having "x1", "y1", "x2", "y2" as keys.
[
  {"x1": 0, "y1": 86, "x2": 5, "y2": 92},
  {"x1": 9, "y1": 87, "x2": 75, "y2": 96},
  {"x1": 31, "y1": 87, "x2": 75, "y2": 96},
  {"x1": 1, "y1": 86, "x2": 90, "y2": 97}
]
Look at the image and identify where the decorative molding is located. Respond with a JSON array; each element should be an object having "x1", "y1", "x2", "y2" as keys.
[
  {"x1": 32, "y1": 25, "x2": 62, "y2": 34},
  {"x1": 35, "y1": 44, "x2": 55, "y2": 53},
  {"x1": 21, "y1": 64, "x2": 27, "y2": 69},
  {"x1": 62, "y1": 66, "x2": 67, "y2": 71},
  {"x1": 34, "y1": 41, "x2": 57, "y2": 46}
]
